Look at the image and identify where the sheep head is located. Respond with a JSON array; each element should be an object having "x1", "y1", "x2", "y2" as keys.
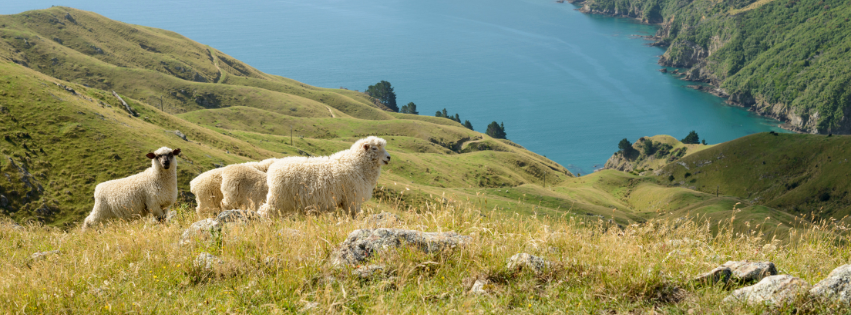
[
  {"x1": 146, "y1": 147, "x2": 181, "y2": 170},
  {"x1": 354, "y1": 136, "x2": 390, "y2": 166}
]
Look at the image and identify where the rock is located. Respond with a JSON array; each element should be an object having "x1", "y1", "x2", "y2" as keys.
[
  {"x1": 174, "y1": 130, "x2": 187, "y2": 141},
  {"x1": 363, "y1": 212, "x2": 402, "y2": 228},
  {"x1": 810, "y1": 264, "x2": 851, "y2": 305},
  {"x1": 506, "y1": 253, "x2": 550, "y2": 273},
  {"x1": 216, "y1": 209, "x2": 261, "y2": 224},
  {"x1": 179, "y1": 219, "x2": 221, "y2": 246},
  {"x1": 165, "y1": 210, "x2": 179, "y2": 223},
  {"x1": 722, "y1": 261, "x2": 778, "y2": 282},
  {"x1": 692, "y1": 267, "x2": 732, "y2": 284},
  {"x1": 194, "y1": 252, "x2": 222, "y2": 270},
  {"x1": 299, "y1": 302, "x2": 319, "y2": 313},
  {"x1": 30, "y1": 250, "x2": 60, "y2": 261},
  {"x1": 331, "y1": 228, "x2": 470, "y2": 266},
  {"x1": 0, "y1": 194, "x2": 8, "y2": 208},
  {"x1": 352, "y1": 264, "x2": 386, "y2": 279},
  {"x1": 469, "y1": 279, "x2": 491, "y2": 295},
  {"x1": 659, "y1": 68, "x2": 668, "y2": 73},
  {"x1": 723, "y1": 275, "x2": 810, "y2": 306},
  {"x1": 277, "y1": 228, "x2": 301, "y2": 239}
]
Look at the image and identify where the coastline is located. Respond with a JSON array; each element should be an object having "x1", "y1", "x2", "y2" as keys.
[{"x1": 566, "y1": 1, "x2": 811, "y2": 134}]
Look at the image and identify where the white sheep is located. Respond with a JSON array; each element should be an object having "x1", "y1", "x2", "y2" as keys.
[
  {"x1": 82, "y1": 147, "x2": 181, "y2": 230},
  {"x1": 190, "y1": 167, "x2": 224, "y2": 216},
  {"x1": 258, "y1": 136, "x2": 390, "y2": 218},
  {"x1": 219, "y1": 158, "x2": 280, "y2": 211}
]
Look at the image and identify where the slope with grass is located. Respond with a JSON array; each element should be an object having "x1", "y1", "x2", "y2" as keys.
[{"x1": 657, "y1": 132, "x2": 851, "y2": 220}]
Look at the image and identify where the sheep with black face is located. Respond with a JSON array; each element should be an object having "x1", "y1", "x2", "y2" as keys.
[{"x1": 82, "y1": 147, "x2": 181, "y2": 230}]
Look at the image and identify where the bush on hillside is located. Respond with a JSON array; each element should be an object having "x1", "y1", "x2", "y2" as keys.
[
  {"x1": 366, "y1": 80, "x2": 398, "y2": 112},
  {"x1": 400, "y1": 102, "x2": 419, "y2": 115},
  {"x1": 681, "y1": 131, "x2": 700, "y2": 144},
  {"x1": 486, "y1": 121, "x2": 507, "y2": 139}
]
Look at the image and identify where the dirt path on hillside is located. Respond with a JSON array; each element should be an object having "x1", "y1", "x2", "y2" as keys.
[
  {"x1": 207, "y1": 48, "x2": 224, "y2": 84},
  {"x1": 327, "y1": 106, "x2": 336, "y2": 118}
]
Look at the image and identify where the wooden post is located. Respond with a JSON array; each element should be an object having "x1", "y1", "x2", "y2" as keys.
[
  {"x1": 160, "y1": 95, "x2": 163, "y2": 112},
  {"x1": 290, "y1": 125, "x2": 293, "y2": 146},
  {"x1": 716, "y1": 186, "x2": 719, "y2": 197}
]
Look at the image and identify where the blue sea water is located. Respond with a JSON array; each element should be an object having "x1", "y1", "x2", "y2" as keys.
[{"x1": 1, "y1": 0, "x2": 788, "y2": 175}]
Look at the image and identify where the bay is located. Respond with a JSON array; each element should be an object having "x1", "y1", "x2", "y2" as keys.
[{"x1": 1, "y1": 0, "x2": 788, "y2": 175}]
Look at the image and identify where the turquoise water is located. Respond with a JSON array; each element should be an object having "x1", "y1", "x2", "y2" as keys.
[{"x1": 1, "y1": 0, "x2": 788, "y2": 175}]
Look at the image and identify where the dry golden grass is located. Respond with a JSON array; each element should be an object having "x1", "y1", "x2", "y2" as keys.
[{"x1": 1, "y1": 197, "x2": 848, "y2": 314}]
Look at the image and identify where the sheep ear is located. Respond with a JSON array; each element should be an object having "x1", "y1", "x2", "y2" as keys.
[
  {"x1": 173, "y1": 149, "x2": 181, "y2": 156},
  {"x1": 146, "y1": 153, "x2": 156, "y2": 159},
  {"x1": 363, "y1": 144, "x2": 370, "y2": 151}
]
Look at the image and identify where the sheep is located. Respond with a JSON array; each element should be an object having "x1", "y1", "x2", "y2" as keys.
[
  {"x1": 190, "y1": 167, "x2": 224, "y2": 216},
  {"x1": 219, "y1": 158, "x2": 282, "y2": 211},
  {"x1": 258, "y1": 136, "x2": 390, "y2": 218},
  {"x1": 82, "y1": 147, "x2": 181, "y2": 230},
  {"x1": 191, "y1": 158, "x2": 285, "y2": 214}
]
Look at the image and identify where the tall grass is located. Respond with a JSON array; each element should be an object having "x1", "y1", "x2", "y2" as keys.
[{"x1": 1, "y1": 198, "x2": 848, "y2": 314}]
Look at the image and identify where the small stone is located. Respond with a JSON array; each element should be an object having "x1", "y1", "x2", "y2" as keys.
[
  {"x1": 506, "y1": 253, "x2": 550, "y2": 273},
  {"x1": 179, "y1": 219, "x2": 221, "y2": 246},
  {"x1": 174, "y1": 130, "x2": 187, "y2": 141},
  {"x1": 30, "y1": 250, "x2": 60, "y2": 261},
  {"x1": 723, "y1": 275, "x2": 810, "y2": 306},
  {"x1": 470, "y1": 279, "x2": 491, "y2": 295},
  {"x1": 216, "y1": 209, "x2": 260, "y2": 224},
  {"x1": 810, "y1": 264, "x2": 851, "y2": 305},
  {"x1": 194, "y1": 252, "x2": 222, "y2": 270},
  {"x1": 331, "y1": 228, "x2": 470, "y2": 266},
  {"x1": 721, "y1": 260, "x2": 778, "y2": 282},
  {"x1": 299, "y1": 302, "x2": 319, "y2": 312},
  {"x1": 165, "y1": 211, "x2": 179, "y2": 223},
  {"x1": 277, "y1": 228, "x2": 301, "y2": 239},
  {"x1": 692, "y1": 266, "x2": 732, "y2": 284},
  {"x1": 352, "y1": 264, "x2": 386, "y2": 279},
  {"x1": 363, "y1": 212, "x2": 402, "y2": 228}
]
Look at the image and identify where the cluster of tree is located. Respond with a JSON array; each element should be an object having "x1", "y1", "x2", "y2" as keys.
[
  {"x1": 366, "y1": 81, "x2": 398, "y2": 112},
  {"x1": 400, "y1": 102, "x2": 418, "y2": 114},
  {"x1": 366, "y1": 81, "x2": 486, "y2": 133},
  {"x1": 436, "y1": 108, "x2": 474, "y2": 130},
  {"x1": 486, "y1": 122, "x2": 506, "y2": 139}
]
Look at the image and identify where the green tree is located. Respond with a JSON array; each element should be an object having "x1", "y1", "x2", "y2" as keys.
[
  {"x1": 486, "y1": 121, "x2": 507, "y2": 139},
  {"x1": 400, "y1": 102, "x2": 418, "y2": 115},
  {"x1": 681, "y1": 131, "x2": 699, "y2": 144},
  {"x1": 366, "y1": 80, "x2": 398, "y2": 112},
  {"x1": 453, "y1": 113, "x2": 460, "y2": 123},
  {"x1": 463, "y1": 120, "x2": 474, "y2": 130},
  {"x1": 618, "y1": 138, "x2": 635, "y2": 155}
]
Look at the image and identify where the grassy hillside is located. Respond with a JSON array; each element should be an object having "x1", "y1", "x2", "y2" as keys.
[
  {"x1": 573, "y1": 0, "x2": 851, "y2": 134},
  {"x1": 656, "y1": 132, "x2": 851, "y2": 220},
  {"x1": 2, "y1": 200, "x2": 847, "y2": 313}
]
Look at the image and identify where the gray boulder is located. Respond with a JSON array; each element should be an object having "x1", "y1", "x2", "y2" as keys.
[
  {"x1": 506, "y1": 253, "x2": 550, "y2": 273},
  {"x1": 470, "y1": 279, "x2": 491, "y2": 295},
  {"x1": 174, "y1": 130, "x2": 187, "y2": 141},
  {"x1": 723, "y1": 275, "x2": 810, "y2": 306},
  {"x1": 810, "y1": 264, "x2": 851, "y2": 305},
  {"x1": 194, "y1": 252, "x2": 222, "y2": 270},
  {"x1": 722, "y1": 260, "x2": 777, "y2": 282},
  {"x1": 692, "y1": 266, "x2": 733, "y2": 284},
  {"x1": 216, "y1": 209, "x2": 261, "y2": 224},
  {"x1": 179, "y1": 218, "x2": 221, "y2": 246},
  {"x1": 331, "y1": 228, "x2": 469, "y2": 266}
]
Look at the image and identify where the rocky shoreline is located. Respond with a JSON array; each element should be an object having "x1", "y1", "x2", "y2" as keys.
[{"x1": 567, "y1": 0, "x2": 818, "y2": 134}]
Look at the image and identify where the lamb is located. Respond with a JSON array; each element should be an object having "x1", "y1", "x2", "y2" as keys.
[
  {"x1": 82, "y1": 147, "x2": 181, "y2": 230},
  {"x1": 258, "y1": 136, "x2": 390, "y2": 218},
  {"x1": 219, "y1": 158, "x2": 281, "y2": 211},
  {"x1": 189, "y1": 167, "x2": 224, "y2": 215}
]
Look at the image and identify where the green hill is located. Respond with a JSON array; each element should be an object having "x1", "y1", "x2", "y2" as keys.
[
  {"x1": 572, "y1": 0, "x2": 851, "y2": 134},
  {"x1": 656, "y1": 132, "x2": 851, "y2": 219}
]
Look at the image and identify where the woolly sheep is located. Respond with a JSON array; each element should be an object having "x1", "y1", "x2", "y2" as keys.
[
  {"x1": 219, "y1": 158, "x2": 282, "y2": 211},
  {"x1": 82, "y1": 147, "x2": 181, "y2": 230},
  {"x1": 258, "y1": 136, "x2": 390, "y2": 218},
  {"x1": 190, "y1": 167, "x2": 224, "y2": 215}
]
